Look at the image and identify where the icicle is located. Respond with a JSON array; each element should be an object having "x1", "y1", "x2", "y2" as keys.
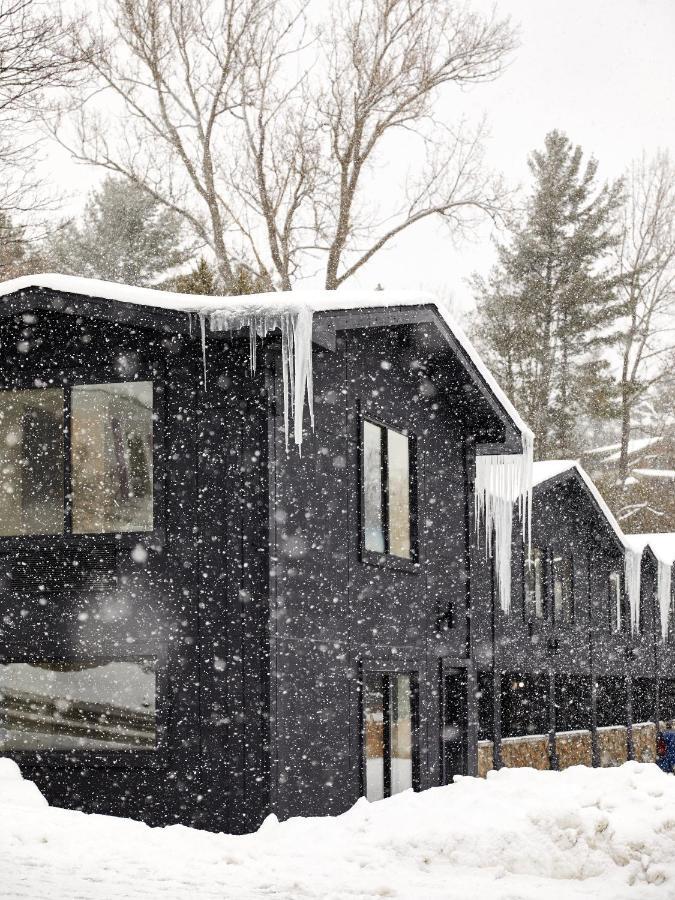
[
  {"x1": 474, "y1": 431, "x2": 533, "y2": 613},
  {"x1": 199, "y1": 314, "x2": 208, "y2": 389},
  {"x1": 625, "y1": 546, "x2": 642, "y2": 635},
  {"x1": 657, "y1": 559, "x2": 672, "y2": 642},
  {"x1": 207, "y1": 306, "x2": 315, "y2": 450}
]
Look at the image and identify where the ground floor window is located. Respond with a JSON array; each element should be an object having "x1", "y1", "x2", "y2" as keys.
[
  {"x1": 555, "y1": 674, "x2": 591, "y2": 732},
  {"x1": 596, "y1": 677, "x2": 627, "y2": 728},
  {"x1": 0, "y1": 659, "x2": 156, "y2": 751},
  {"x1": 500, "y1": 672, "x2": 549, "y2": 737},
  {"x1": 633, "y1": 677, "x2": 656, "y2": 725},
  {"x1": 660, "y1": 678, "x2": 675, "y2": 724},
  {"x1": 362, "y1": 672, "x2": 416, "y2": 801}
]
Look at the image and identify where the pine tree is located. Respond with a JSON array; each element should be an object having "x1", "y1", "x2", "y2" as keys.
[
  {"x1": 162, "y1": 257, "x2": 271, "y2": 296},
  {"x1": 472, "y1": 131, "x2": 623, "y2": 457},
  {"x1": 44, "y1": 178, "x2": 192, "y2": 287}
]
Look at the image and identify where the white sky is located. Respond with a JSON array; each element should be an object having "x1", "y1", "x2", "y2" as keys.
[
  {"x1": 47, "y1": 0, "x2": 675, "y2": 313},
  {"x1": 344, "y1": 0, "x2": 675, "y2": 314}
]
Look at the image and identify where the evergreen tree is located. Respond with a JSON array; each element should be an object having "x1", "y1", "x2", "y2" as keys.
[
  {"x1": 45, "y1": 178, "x2": 192, "y2": 286},
  {"x1": 0, "y1": 214, "x2": 41, "y2": 278},
  {"x1": 472, "y1": 131, "x2": 623, "y2": 457},
  {"x1": 163, "y1": 257, "x2": 271, "y2": 296}
]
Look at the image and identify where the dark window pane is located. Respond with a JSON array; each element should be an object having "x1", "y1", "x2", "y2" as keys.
[
  {"x1": 596, "y1": 677, "x2": 627, "y2": 728},
  {"x1": 0, "y1": 388, "x2": 64, "y2": 536},
  {"x1": 0, "y1": 660, "x2": 156, "y2": 750},
  {"x1": 363, "y1": 421, "x2": 385, "y2": 553},
  {"x1": 390, "y1": 674, "x2": 413, "y2": 794},
  {"x1": 387, "y1": 429, "x2": 411, "y2": 559},
  {"x1": 72, "y1": 382, "x2": 153, "y2": 534},
  {"x1": 555, "y1": 674, "x2": 591, "y2": 731},
  {"x1": 501, "y1": 672, "x2": 549, "y2": 737},
  {"x1": 363, "y1": 673, "x2": 384, "y2": 801}
]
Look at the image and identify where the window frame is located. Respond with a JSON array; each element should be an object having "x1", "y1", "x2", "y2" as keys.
[
  {"x1": 359, "y1": 667, "x2": 420, "y2": 801},
  {"x1": 0, "y1": 373, "x2": 164, "y2": 551},
  {"x1": 359, "y1": 414, "x2": 420, "y2": 572},
  {"x1": 0, "y1": 652, "x2": 164, "y2": 768},
  {"x1": 523, "y1": 545, "x2": 547, "y2": 622},
  {"x1": 608, "y1": 569, "x2": 627, "y2": 634},
  {"x1": 551, "y1": 549, "x2": 574, "y2": 626}
]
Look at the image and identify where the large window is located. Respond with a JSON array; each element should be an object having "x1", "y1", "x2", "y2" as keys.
[
  {"x1": 362, "y1": 672, "x2": 416, "y2": 801},
  {"x1": 524, "y1": 547, "x2": 545, "y2": 620},
  {"x1": 0, "y1": 382, "x2": 153, "y2": 536},
  {"x1": 0, "y1": 660, "x2": 156, "y2": 751},
  {"x1": 362, "y1": 420, "x2": 415, "y2": 561},
  {"x1": 552, "y1": 552, "x2": 573, "y2": 624}
]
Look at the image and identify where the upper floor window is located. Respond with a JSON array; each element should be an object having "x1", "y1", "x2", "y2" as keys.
[
  {"x1": 552, "y1": 552, "x2": 573, "y2": 624},
  {"x1": 0, "y1": 382, "x2": 153, "y2": 537},
  {"x1": 362, "y1": 419, "x2": 415, "y2": 561},
  {"x1": 525, "y1": 547, "x2": 545, "y2": 619},
  {"x1": 609, "y1": 570, "x2": 625, "y2": 633}
]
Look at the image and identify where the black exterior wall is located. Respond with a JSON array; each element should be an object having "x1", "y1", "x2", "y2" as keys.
[{"x1": 267, "y1": 322, "x2": 507, "y2": 820}]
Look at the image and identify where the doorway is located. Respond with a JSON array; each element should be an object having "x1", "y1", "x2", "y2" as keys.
[{"x1": 441, "y1": 666, "x2": 468, "y2": 783}]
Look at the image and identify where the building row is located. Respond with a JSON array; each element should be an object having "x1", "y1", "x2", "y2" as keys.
[{"x1": 0, "y1": 276, "x2": 672, "y2": 832}]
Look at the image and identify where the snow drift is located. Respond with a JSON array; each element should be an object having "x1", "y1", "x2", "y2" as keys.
[{"x1": 3, "y1": 758, "x2": 675, "y2": 899}]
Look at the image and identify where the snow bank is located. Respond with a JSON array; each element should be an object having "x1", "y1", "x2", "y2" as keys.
[{"x1": 3, "y1": 762, "x2": 675, "y2": 899}]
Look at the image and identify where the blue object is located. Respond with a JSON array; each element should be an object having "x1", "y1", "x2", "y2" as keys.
[{"x1": 656, "y1": 731, "x2": 675, "y2": 772}]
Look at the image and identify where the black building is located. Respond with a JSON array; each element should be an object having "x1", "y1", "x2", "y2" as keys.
[
  {"x1": 476, "y1": 461, "x2": 673, "y2": 771},
  {"x1": 0, "y1": 275, "x2": 532, "y2": 833}
]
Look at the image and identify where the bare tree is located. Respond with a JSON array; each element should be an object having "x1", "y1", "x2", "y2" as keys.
[
  {"x1": 615, "y1": 152, "x2": 675, "y2": 483},
  {"x1": 56, "y1": 0, "x2": 514, "y2": 292},
  {"x1": 239, "y1": 0, "x2": 516, "y2": 289},
  {"x1": 53, "y1": 0, "x2": 274, "y2": 292},
  {"x1": 0, "y1": 0, "x2": 82, "y2": 259}
]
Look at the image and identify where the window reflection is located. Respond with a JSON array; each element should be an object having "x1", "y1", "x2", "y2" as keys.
[
  {"x1": 0, "y1": 389, "x2": 64, "y2": 536},
  {"x1": 525, "y1": 548, "x2": 544, "y2": 619},
  {"x1": 387, "y1": 430, "x2": 411, "y2": 559},
  {"x1": 609, "y1": 571, "x2": 622, "y2": 632},
  {"x1": 362, "y1": 420, "x2": 413, "y2": 560},
  {"x1": 553, "y1": 553, "x2": 573, "y2": 624},
  {"x1": 363, "y1": 672, "x2": 414, "y2": 801},
  {"x1": 363, "y1": 421, "x2": 385, "y2": 553},
  {"x1": 390, "y1": 674, "x2": 413, "y2": 794},
  {"x1": 0, "y1": 660, "x2": 156, "y2": 750},
  {"x1": 363, "y1": 673, "x2": 385, "y2": 801},
  {"x1": 72, "y1": 382, "x2": 153, "y2": 534}
]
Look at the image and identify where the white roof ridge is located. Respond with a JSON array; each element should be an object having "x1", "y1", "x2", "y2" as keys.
[
  {"x1": 532, "y1": 459, "x2": 626, "y2": 547},
  {"x1": 0, "y1": 272, "x2": 533, "y2": 444}
]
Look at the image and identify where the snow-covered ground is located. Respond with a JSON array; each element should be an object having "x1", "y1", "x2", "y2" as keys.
[{"x1": 2, "y1": 758, "x2": 675, "y2": 899}]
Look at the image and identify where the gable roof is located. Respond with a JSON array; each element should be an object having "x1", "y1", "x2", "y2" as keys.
[
  {"x1": 624, "y1": 532, "x2": 675, "y2": 568},
  {"x1": 0, "y1": 274, "x2": 532, "y2": 453},
  {"x1": 531, "y1": 459, "x2": 625, "y2": 548}
]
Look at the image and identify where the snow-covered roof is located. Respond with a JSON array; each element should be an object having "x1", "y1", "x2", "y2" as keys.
[
  {"x1": 624, "y1": 533, "x2": 675, "y2": 568},
  {"x1": 0, "y1": 273, "x2": 532, "y2": 447},
  {"x1": 531, "y1": 460, "x2": 625, "y2": 547},
  {"x1": 624, "y1": 532, "x2": 675, "y2": 641},
  {"x1": 587, "y1": 436, "x2": 661, "y2": 461}
]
